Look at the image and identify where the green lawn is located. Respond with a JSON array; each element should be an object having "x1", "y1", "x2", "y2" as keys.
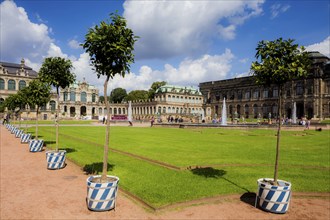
[{"x1": 30, "y1": 126, "x2": 330, "y2": 208}]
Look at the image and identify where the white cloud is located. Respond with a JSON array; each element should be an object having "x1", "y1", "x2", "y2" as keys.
[
  {"x1": 270, "y1": 3, "x2": 290, "y2": 19},
  {"x1": 305, "y1": 36, "x2": 330, "y2": 58},
  {"x1": 123, "y1": 0, "x2": 264, "y2": 59},
  {"x1": 108, "y1": 49, "x2": 235, "y2": 94},
  {"x1": 0, "y1": 0, "x2": 53, "y2": 64},
  {"x1": 68, "y1": 39, "x2": 81, "y2": 49}
]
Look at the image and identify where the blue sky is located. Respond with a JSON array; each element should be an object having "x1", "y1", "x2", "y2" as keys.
[{"x1": 1, "y1": 0, "x2": 329, "y2": 95}]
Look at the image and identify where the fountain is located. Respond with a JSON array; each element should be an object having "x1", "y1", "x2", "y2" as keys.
[
  {"x1": 292, "y1": 102, "x2": 297, "y2": 124},
  {"x1": 221, "y1": 98, "x2": 227, "y2": 125},
  {"x1": 128, "y1": 101, "x2": 133, "y2": 125}
]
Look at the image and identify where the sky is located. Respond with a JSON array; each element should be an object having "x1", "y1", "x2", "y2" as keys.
[{"x1": 1, "y1": 0, "x2": 329, "y2": 95}]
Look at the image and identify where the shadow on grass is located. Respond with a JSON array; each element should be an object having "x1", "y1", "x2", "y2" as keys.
[
  {"x1": 44, "y1": 140, "x2": 56, "y2": 146},
  {"x1": 190, "y1": 167, "x2": 250, "y2": 193},
  {"x1": 190, "y1": 167, "x2": 226, "y2": 178},
  {"x1": 59, "y1": 148, "x2": 76, "y2": 153},
  {"x1": 83, "y1": 162, "x2": 115, "y2": 175}
]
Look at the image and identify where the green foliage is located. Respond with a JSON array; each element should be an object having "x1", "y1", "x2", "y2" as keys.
[
  {"x1": 148, "y1": 81, "x2": 167, "y2": 99},
  {"x1": 251, "y1": 38, "x2": 311, "y2": 87},
  {"x1": 82, "y1": 12, "x2": 138, "y2": 80},
  {"x1": 25, "y1": 79, "x2": 51, "y2": 110},
  {"x1": 110, "y1": 87, "x2": 127, "y2": 103},
  {"x1": 125, "y1": 90, "x2": 149, "y2": 101},
  {"x1": 38, "y1": 57, "x2": 76, "y2": 93}
]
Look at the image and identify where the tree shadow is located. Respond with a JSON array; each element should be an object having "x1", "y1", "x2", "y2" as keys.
[
  {"x1": 240, "y1": 192, "x2": 257, "y2": 207},
  {"x1": 190, "y1": 167, "x2": 250, "y2": 193},
  {"x1": 190, "y1": 167, "x2": 226, "y2": 178},
  {"x1": 83, "y1": 162, "x2": 115, "y2": 175}
]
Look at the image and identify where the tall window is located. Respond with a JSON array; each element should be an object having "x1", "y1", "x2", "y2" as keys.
[
  {"x1": 19, "y1": 80, "x2": 26, "y2": 90},
  {"x1": 70, "y1": 91, "x2": 76, "y2": 101},
  {"x1": 8, "y1": 79, "x2": 15, "y2": 90},
  {"x1": 92, "y1": 93, "x2": 96, "y2": 102},
  {"x1": 63, "y1": 92, "x2": 68, "y2": 101},
  {"x1": 81, "y1": 92, "x2": 87, "y2": 102},
  {"x1": 263, "y1": 89, "x2": 269, "y2": 98},
  {"x1": 296, "y1": 82, "x2": 303, "y2": 95},
  {"x1": 0, "y1": 78, "x2": 5, "y2": 90},
  {"x1": 50, "y1": 100, "x2": 56, "y2": 111},
  {"x1": 245, "y1": 91, "x2": 250, "y2": 99},
  {"x1": 253, "y1": 90, "x2": 259, "y2": 99},
  {"x1": 273, "y1": 87, "x2": 278, "y2": 97}
]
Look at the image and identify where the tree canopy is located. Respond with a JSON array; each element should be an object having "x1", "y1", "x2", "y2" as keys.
[
  {"x1": 110, "y1": 87, "x2": 127, "y2": 103},
  {"x1": 126, "y1": 90, "x2": 149, "y2": 101},
  {"x1": 148, "y1": 81, "x2": 167, "y2": 99},
  {"x1": 251, "y1": 38, "x2": 310, "y2": 88}
]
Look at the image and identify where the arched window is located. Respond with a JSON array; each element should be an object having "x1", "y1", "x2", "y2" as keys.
[
  {"x1": 81, "y1": 92, "x2": 87, "y2": 102},
  {"x1": 70, "y1": 91, "x2": 76, "y2": 101},
  {"x1": 8, "y1": 79, "x2": 15, "y2": 90},
  {"x1": 50, "y1": 100, "x2": 56, "y2": 111},
  {"x1": 92, "y1": 93, "x2": 96, "y2": 102},
  {"x1": 19, "y1": 80, "x2": 26, "y2": 90},
  {"x1": 0, "y1": 78, "x2": 5, "y2": 90}
]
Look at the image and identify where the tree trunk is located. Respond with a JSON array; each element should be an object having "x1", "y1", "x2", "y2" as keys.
[
  {"x1": 101, "y1": 77, "x2": 111, "y2": 182},
  {"x1": 56, "y1": 87, "x2": 59, "y2": 152},
  {"x1": 273, "y1": 87, "x2": 283, "y2": 186},
  {"x1": 36, "y1": 107, "x2": 39, "y2": 140}
]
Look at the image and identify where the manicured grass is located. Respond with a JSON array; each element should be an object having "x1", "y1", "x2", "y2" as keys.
[{"x1": 31, "y1": 126, "x2": 329, "y2": 208}]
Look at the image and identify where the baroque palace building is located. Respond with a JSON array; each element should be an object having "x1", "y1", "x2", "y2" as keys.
[
  {"x1": 0, "y1": 59, "x2": 205, "y2": 121},
  {"x1": 2, "y1": 51, "x2": 329, "y2": 122},
  {"x1": 199, "y1": 52, "x2": 330, "y2": 121}
]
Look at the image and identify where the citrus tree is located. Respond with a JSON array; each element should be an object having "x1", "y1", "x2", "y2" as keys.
[
  {"x1": 82, "y1": 12, "x2": 138, "y2": 182},
  {"x1": 251, "y1": 38, "x2": 310, "y2": 185},
  {"x1": 38, "y1": 57, "x2": 75, "y2": 151}
]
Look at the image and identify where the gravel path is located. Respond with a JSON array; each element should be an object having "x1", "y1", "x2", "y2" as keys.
[{"x1": 1, "y1": 125, "x2": 329, "y2": 219}]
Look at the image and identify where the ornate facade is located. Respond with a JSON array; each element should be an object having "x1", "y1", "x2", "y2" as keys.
[
  {"x1": 0, "y1": 59, "x2": 37, "y2": 104},
  {"x1": 199, "y1": 52, "x2": 330, "y2": 121}
]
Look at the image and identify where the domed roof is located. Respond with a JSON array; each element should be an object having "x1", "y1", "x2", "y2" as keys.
[{"x1": 156, "y1": 85, "x2": 202, "y2": 95}]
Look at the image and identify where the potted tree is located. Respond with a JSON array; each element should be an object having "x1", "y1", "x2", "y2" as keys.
[
  {"x1": 38, "y1": 57, "x2": 76, "y2": 169},
  {"x1": 82, "y1": 12, "x2": 138, "y2": 211},
  {"x1": 251, "y1": 38, "x2": 310, "y2": 213},
  {"x1": 24, "y1": 79, "x2": 51, "y2": 152}
]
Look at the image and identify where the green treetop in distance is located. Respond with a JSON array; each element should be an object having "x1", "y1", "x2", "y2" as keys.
[{"x1": 148, "y1": 81, "x2": 167, "y2": 99}]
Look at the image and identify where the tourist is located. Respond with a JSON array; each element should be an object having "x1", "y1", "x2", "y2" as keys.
[
  {"x1": 151, "y1": 117, "x2": 155, "y2": 127},
  {"x1": 102, "y1": 117, "x2": 105, "y2": 124}
]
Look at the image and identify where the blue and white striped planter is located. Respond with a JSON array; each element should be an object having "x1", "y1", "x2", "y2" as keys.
[
  {"x1": 15, "y1": 129, "x2": 23, "y2": 138},
  {"x1": 256, "y1": 178, "x2": 291, "y2": 214},
  {"x1": 21, "y1": 133, "x2": 32, "y2": 143},
  {"x1": 11, "y1": 127, "x2": 17, "y2": 134},
  {"x1": 86, "y1": 175, "x2": 119, "y2": 211},
  {"x1": 29, "y1": 139, "x2": 44, "y2": 152},
  {"x1": 46, "y1": 150, "x2": 66, "y2": 170}
]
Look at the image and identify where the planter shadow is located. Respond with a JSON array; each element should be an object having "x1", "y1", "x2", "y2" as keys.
[
  {"x1": 59, "y1": 148, "x2": 76, "y2": 153},
  {"x1": 240, "y1": 192, "x2": 257, "y2": 207},
  {"x1": 83, "y1": 162, "x2": 115, "y2": 175}
]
